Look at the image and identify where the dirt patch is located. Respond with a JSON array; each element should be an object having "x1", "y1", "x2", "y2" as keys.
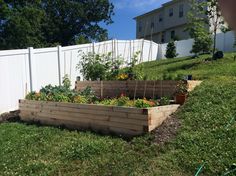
[
  {"x1": 0, "y1": 110, "x2": 20, "y2": 123},
  {"x1": 152, "y1": 113, "x2": 181, "y2": 145}
]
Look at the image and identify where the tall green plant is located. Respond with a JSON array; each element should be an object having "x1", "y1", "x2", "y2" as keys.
[
  {"x1": 187, "y1": 0, "x2": 212, "y2": 55},
  {"x1": 165, "y1": 41, "x2": 178, "y2": 59},
  {"x1": 77, "y1": 52, "x2": 123, "y2": 81},
  {"x1": 206, "y1": 0, "x2": 225, "y2": 59}
]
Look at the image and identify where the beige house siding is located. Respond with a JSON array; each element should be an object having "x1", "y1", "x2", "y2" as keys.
[{"x1": 135, "y1": 0, "x2": 212, "y2": 43}]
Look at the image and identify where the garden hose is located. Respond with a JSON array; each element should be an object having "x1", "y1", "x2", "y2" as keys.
[
  {"x1": 222, "y1": 168, "x2": 236, "y2": 176},
  {"x1": 194, "y1": 162, "x2": 206, "y2": 176},
  {"x1": 194, "y1": 115, "x2": 235, "y2": 176}
]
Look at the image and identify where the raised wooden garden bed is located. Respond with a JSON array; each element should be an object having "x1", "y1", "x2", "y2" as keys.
[
  {"x1": 19, "y1": 100, "x2": 179, "y2": 136},
  {"x1": 75, "y1": 80, "x2": 202, "y2": 99},
  {"x1": 19, "y1": 80, "x2": 202, "y2": 137}
]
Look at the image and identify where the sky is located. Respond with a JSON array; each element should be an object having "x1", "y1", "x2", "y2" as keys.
[{"x1": 102, "y1": 0, "x2": 170, "y2": 40}]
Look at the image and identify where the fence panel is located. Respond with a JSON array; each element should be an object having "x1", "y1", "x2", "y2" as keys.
[{"x1": 0, "y1": 32, "x2": 235, "y2": 114}]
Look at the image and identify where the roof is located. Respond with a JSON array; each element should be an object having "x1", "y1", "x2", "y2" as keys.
[{"x1": 133, "y1": 0, "x2": 182, "y2": 20}]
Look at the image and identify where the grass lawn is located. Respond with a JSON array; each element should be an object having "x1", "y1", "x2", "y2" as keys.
[{"x1": 1, "y1": 52, "x2": 236, "y2": 176}]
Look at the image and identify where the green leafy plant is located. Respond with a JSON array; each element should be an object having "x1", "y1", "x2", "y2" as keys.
[
  {"x1": 73, "y1": 95, "x2": 89, "y2": 104},
  {"x1": 116, "y1": 95, "x2": 130, "y2": 106},
  {"x1": 80, "y1": 86, "x2": 98, "y2": 103},
  {"x1": 165, "y1": 41, "x2": 178, "y2": 59},
  {"x1": 62, "y1": 74, "x2": 71, "y2": 89},
  {"x1": 159, "y1": 97, "x2": 170, "y2": 106},
  {"x1": 175, "y1": 80, "x2": 188, "y2": 95},
  {"x1": 134, "y1": 99, "x2": 157, "y2": 108},
  {"x1": 121, "y1": 51, "x2": 145, "y2": 80},
  {"x1": 78, "y1": 52, "x2": 123, "y2": 81},
  {"x1": 187, "y1": 0, "x2": 213, "y2": 56}
]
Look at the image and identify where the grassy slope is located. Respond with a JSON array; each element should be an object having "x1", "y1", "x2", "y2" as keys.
[
  {"x1": 1, "y1": 53, "x2": 236, "y2": 176},
  {"x1": 138, "y1": 52, "x2": 236, "y2": 80}
]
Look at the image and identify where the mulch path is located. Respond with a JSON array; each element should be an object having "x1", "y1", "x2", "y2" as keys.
[
  {"x1": 0, "y1": 110, "x2": 20, "y2": 123},
  {"x1": 151, "y1": 113, "x2": 181, "y2": 145}
]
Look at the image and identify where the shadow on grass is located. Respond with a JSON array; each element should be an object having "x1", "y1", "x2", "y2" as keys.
[
  {"x1": 166, "y1": 61, "x2": 202, "y2": 72},
  {"x1": 145, "y1": 57, "x2": 199, "y2": 69},
  {"x1": 2, "y1": 116, "x2": 141, "y2": 142}
]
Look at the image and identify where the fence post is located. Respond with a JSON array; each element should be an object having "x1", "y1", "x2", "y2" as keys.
[
  {"x1": 92, "y1": 42, "x2": 95, "y2": 55},
  {"x1": 141, "y1": 39, "x2": 145, "y2": 62},
  {"x1": 28, "y1": 47, "x2": 34, "y2": 92},
  {"x1": 129, "y1": 40, "x2": 132, "y2": 62},
  {"x1": 57, "y1": 45, "x2": 62, "y2": 86},
  {"x1": 112, "y1": 39, "x2": 114, "y2": 62},
  {"x1": 114, "y1": 39, "x2": 117, "y2": 60}
]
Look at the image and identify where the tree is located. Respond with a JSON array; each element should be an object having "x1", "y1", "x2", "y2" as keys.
[
  {"x1": 0, "y1": 0, "x2": 114, "y2": 49},
  {"x1": 206, "y1": 0, "x2": 225, "y2": 59},
  {"x1": 165, "y1": 41, "x2": 178, "y2": 59},
  {"x1": 187, "y1": 0, "x2": 212, "y2": 55},
  {"x1": 187, "y1": 0, "x2": 225, "y2": 57}
]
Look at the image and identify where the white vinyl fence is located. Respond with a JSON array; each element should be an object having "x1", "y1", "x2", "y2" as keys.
[
  {"x1": 157, "y1": 31, "x2": 236, "y2": 59},
  {"x1": 0, "y1": 39, "x2": 159, "y2": 114},
  {"x1": 0, "y1": 31, "x2": 235, "y2": 114}
]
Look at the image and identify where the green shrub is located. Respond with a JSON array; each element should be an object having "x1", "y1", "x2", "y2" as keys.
[
  {"x1": 78, "y1": 52, "x2": 123, "y2": 81},
  {"x1": 62, "y1": 74, "x2": 71, "y2": 89},
  {"x1": 134, "y1": 99, "x2": 157, "y2": 108},
  {"x1": 191, "y1": 34, "x2": 212, "y2": 55},
  {"x1": 73, "y1": 95, "x2": 89, "y2": 104},
  {"x1": 80, "y1": 86, "x2": 98, "y2": 103},
  {"x1": 159, "y1": 97, "x2": 170, "y2": 106},
  {"x1": 116, "y1": 95, "x2": 130, "y2": 106},
  {"x1": 165, "y1": 41, "x2": 178, "y2": 59}
]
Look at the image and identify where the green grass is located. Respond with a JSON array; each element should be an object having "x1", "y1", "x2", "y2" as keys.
[
  {"x1": 138, "y1": 52, "x2": 236, "y2": 80},
  {"x1": 1, "y1": 52, "x2": 236, "y2": 175}
]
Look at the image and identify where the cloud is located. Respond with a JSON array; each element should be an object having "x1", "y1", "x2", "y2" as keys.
[{"x1": 113, "y1": 0, "x2": 168, "y2": 11}]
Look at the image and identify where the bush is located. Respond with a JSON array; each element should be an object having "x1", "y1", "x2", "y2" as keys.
[
  {"x1": 213, "y1": 51, "x2": 224, "y2": 60},
  {"x1": 78, "y1": 52, "x2": 123, "y2": 81},
  {"x1": 165, "y1": 41, "x2": 178, "y2": 59},
  {"x1": 25, "y1": 76, "x2": 98, "y2": 104},
  {"x1": 159, "y1": 97, "x2": 170, "y2": 106},
  {"x1": 190, "y1": 26, "x2": 212, "y2": 55},
  {"x1": 116, "y1": 95, "x2": 130, "y2": 106}
]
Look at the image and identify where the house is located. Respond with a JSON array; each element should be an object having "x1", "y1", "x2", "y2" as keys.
[{"x1": 134, "y1": 0, "x2": 223, "y2": 43}]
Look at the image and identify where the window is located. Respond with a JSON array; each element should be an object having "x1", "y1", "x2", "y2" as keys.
[
  {"x1": 138, "y1": 22, "x2": 142, "y2": 32},
  {"x1": 161, "y1": 32, "x2": 165, "y2": 43},
  {"x1": 151, "y1": 22, "x2": 154, "y2": 29},
  {"x1": 179, "y1": 4, "x2": 184, "y2": 18},
  {"x1": 169, "y1": 8, "x2": 173, "y2": 17},
  {"x1": 159, "y1": 14, "x2": 163, "y2": 22},
  {"x1": 171, "y1": 30, "x2": 175, "y2": 39}
]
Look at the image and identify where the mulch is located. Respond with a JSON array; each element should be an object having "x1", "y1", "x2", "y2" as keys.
[
  {"x1": 151, "y1": 113, "x2": 181, "y2": 145},
  {"x1": 0, "y1": 110, "x2": 20, "y2": 123}
]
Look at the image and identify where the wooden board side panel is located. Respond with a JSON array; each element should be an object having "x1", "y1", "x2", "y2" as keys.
[{"x1": 19, "y1": 100, "x2": 180, "y2": 136}]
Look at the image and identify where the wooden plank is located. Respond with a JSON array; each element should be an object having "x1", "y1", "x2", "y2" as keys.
[
  {"x1": 109, "y1": 127, "x2": 143, "y2": 136},
  {"x1": 20, "y1": 111, "x2": 109, "y2": 126},
  {"x1": 20, "y1": 105, "x2": 148, "y2": 125},
  {"x1": 20, "y1": 100, "x2": 146, "y2": 115},
  {"x1": 109, "y1": 116, "x2": 148, "y2": 126},
  {"x1": 108, "y1": 121, "x2": 144, "y2": 131},
  {"x1": 21, "y1": 114, "x2": 92, "y2": 130},
  {"x1": 20, "y1": 104, "x2": 149, "y2": 120},
  {"x1": 20, "y1": 111, "x2": 143, "y2": 131}
]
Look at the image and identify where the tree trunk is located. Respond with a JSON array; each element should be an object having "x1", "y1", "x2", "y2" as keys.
[
  {"x1": 212, "y1": 29, "x2": 217, "y2": 60},
  {"x1": 212, "y1": 15, "x2": 219, "y2": 60}
]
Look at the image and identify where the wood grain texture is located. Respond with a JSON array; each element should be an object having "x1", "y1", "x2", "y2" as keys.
[{"x1": 19, "y1": 100, "x2": 180, "y2": 136}]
